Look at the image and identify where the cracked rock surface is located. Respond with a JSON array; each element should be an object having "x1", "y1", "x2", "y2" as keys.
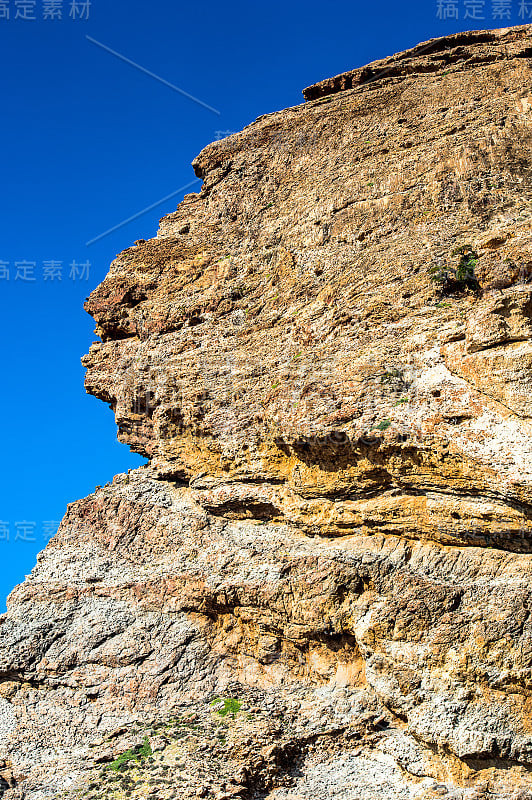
[{"x1": 3, "y1": 23, "x2": 532, "y2": 800}]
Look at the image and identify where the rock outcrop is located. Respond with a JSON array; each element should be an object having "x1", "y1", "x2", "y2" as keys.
[{"x1": 2, "y1": 24, "x2": 532, "y2": 800}]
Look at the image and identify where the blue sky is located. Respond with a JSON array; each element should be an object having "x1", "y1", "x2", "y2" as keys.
[{"x1": 0, "y1": 0, "x2": 528, "y2": 608}]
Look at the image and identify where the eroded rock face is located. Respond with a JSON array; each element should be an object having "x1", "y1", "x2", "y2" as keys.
[
  {"x1": 83, "y1": 25, "x2": 532, "y2": 554},
  {"x1": 2, "y1": 24, "x2": 532, "y2": 800}
]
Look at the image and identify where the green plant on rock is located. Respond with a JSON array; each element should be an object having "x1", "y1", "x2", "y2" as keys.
[
  {"x1": 210, "y1": 697, "x2": 242, "y2": 718},
  {"x1": 373, "y1": 419, "x2": 392, "y2": 431},
  {"x1": 429, "y1": 245, "x2": 480, "y2": 294},
  {"x1": 379, "y1": 368, "x2": 403, "y2": 384},
  {"x1": 108, "y1": 735, "x2": 152, "y2": 772},
  {"x1": 453, "y1": 244, "x2": 479, "y2": 284}
]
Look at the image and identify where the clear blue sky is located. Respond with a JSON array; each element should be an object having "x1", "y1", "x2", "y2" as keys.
[{"x1": 0, "y1": 0, "x2": 527, "y2": 608}]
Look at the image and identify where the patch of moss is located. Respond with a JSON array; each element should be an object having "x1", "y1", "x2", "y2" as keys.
[
  {"x1": 373, "y1": 419, "x2": 392, "y2": 431},
  {"x1": 108, "y1": 736, "x2": 152, "y2": 772},
  {"x1": 210, "y1": 697, "x2": 243, "y2": 718}
]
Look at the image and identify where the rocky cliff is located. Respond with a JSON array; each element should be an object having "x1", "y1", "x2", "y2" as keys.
[{"x1": 2, "y1": 24, "x2": 532, "y2": 800}]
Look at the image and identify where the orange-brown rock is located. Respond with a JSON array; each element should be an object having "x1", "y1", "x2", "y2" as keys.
[{"x1": 83, "y1": 25, "x2": 532, "y2": 553}]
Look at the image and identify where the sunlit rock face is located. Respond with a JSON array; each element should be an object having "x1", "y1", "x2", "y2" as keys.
[{"x1": 3, "y1": 25, "x2": 532, "y2": 800}]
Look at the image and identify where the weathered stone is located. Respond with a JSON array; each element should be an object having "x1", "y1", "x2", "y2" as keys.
[{"x1": 3, "y1": 23, "x2": 532, "y2": 800}]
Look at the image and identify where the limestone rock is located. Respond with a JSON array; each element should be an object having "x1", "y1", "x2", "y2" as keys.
[{"x1": 3, "y1": 24, "x2": 532, "y2": 799}]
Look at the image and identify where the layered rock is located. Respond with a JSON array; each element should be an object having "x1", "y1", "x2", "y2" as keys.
[{"x1": 2, "y1": 24, "x2": 532, "y2": 800}]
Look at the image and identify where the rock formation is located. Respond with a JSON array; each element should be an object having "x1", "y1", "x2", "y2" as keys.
[{"x1": 2, "y1": 23, "x2": 532, "y2": 799}]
